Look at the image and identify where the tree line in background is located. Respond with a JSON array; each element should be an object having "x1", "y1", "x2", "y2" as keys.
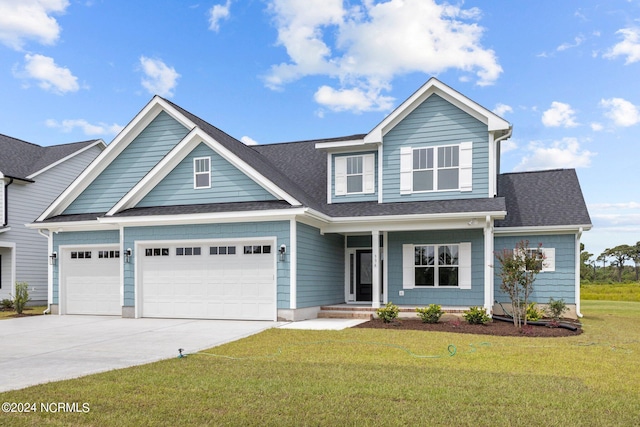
[{"x1": 581, "y1": 241, "x2": 640, "y2": 283}]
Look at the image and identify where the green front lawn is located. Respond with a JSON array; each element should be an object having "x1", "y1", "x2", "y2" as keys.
[
  {"x1": 2, "y1": 300, "x2": 639, "y2": 426},
  {"x1": 0, "y1": 306, "x2": 47, "y2": 319}
]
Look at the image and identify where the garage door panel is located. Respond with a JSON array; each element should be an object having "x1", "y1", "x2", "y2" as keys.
[
  {"x1": 141, "y1": 242, "x2": 275, "y2": 320},
  {"x1": 63, "y1": 248, "x2": 120, "y2": 316}
]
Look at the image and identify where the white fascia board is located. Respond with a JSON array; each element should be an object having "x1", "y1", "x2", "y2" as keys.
[
  {"x1": 364, "y1": 78, "x2": 510, "y2": 144},
  {"x1": 494, "y1": 224, "x2": 593, "y2": 235},
  {"x1": 36, "y1": 97, "x2": 190, "y2": 222},
  {"x1": 314, "y1": 139, "x2": 377, "y2": 152},
  {"x1": 25, "y1": 220, "x2": 117, "y2": 233},
  {"x1": 108, "y1": 129, "x2": 300, "y2": 216},
  {"x1": 99, "y1": 208, "x2": 306, "y2": 227},
  {"x1": 317, "y1": 210, "x2": 507, "y2": 234},
  {"x1": 26, "y1": 139, "x2": 107, "y2": 180}
]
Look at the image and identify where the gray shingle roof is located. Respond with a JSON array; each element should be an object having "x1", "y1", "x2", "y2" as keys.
[
  {"x1": 0, "y1": 133, "x2": 100, "y2": 181},
  {"x1": 495, "y1": 169, "x2": 591, "y2": 228}
]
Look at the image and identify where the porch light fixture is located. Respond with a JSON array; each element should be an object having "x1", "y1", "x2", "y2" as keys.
[
  {"x1": 279, "y1": 244, "x2": 286, "y2": 262},
  {"x1": 49, "y1": 251, "x2": 57, "y2": 266},
  {"x1": 125, "y1": 248, "x2": 132, "y2": 263}
]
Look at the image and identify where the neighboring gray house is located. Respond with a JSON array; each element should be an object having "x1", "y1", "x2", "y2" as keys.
[
  {"x1": 30, "y1": 78, "x2": 591, "y2": 320},
  {"x1": 0, "y1": 134, "x2": 105, "y2": 304}
]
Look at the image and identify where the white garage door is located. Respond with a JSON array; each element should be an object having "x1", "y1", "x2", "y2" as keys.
[
  {"x1": 140, "y1": 240, "x2": 276, "y2": 320},
  {"x1": 62, "y1": 247, "x2": 121, "y2": 315}
]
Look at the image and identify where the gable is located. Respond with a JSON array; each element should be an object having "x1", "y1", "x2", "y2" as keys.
[
  {"x1": 63, "y1": 111, "x2": 190, "y2": 215},
  {"x1": 382, "y1": 94, "x2": 490, "y2": 202},
  {"x1": 136, "y1": 142, "x2": 278, "y2": 208}
]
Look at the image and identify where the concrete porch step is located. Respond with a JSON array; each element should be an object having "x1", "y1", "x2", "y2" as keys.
[{"x1": 317, "y1": 310, "x2": 373, "y2": 320}]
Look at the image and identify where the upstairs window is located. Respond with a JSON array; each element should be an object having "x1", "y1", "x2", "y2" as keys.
[
  {"x1": 347, "y1": 156, "x2": 363, "y2": 193},
  {"x1": 334, "y1": 153, "x2": 375, "y2": 196},
  {"x1": 194, "y1": 157, "x2": 211, "y2": 189},
  {"x1": 400, "y1": 142, "x2": 472, "y2": 194}
]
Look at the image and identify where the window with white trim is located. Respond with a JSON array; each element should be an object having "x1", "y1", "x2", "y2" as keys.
[
  {"x1": 194, "y1": 157, "x2": 211, "y2": 189},
  {"x1": 403, "y1": 242, "x2": 472, "y2": 289},
  {"x1": 400, "y1": 142, "x2": 472, "y2": 194},
  {"x1": 520, "y1": 247, "x2": 555, "y2": 272},
  {"x1": 335, "y1": 153, "x2": 375, "y2": 196}
]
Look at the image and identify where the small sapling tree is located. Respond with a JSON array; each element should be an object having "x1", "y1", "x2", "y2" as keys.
[{"x1": 495, "y1": 240, "x2": 543, "y2": 328}]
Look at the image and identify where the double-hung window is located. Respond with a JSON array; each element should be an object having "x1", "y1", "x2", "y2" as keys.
[
  {"x1": 400, "y1": 142, "x2": 472, "y2": 194},
  {"x1": 413, "y1": 244, "x2": 459, "y2": 286},
  {"x1": 334, "y1": 153, "x2": 375, "y2": 196},
  {"x1": 403, "y1": 242, "x2": 472, "y2": 289},
  {"x1": 194, "y1": 157, "x2": 211, "y2": 189},
  {"x1": 346, "y1": 156, "x2": 364, "y2": 193}
]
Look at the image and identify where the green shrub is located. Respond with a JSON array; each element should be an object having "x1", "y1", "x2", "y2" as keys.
[
  {"x1": 1, "y1": 298, "x2": 14, "y2": 310},
  {"x1": 463, "y1": 306, "x2": 490, "y2": 325},
  {"x1": 376, "y1": 302, "x2": 399, "y2": 323},
  {"x1": 416, "y1": 304, "x2": 444, "y2": 323},
  {"x1": 13, "y1": 282, "x2": 31, "y2": 315},
  {"x1": 546, "y1": 297, "x2": 568, "y2": 320},
  {"x1": 526, "y1": 302, "x2": 543, "y2": 321}
]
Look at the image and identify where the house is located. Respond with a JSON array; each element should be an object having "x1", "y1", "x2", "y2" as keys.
[
  {"x1": 1, "y1": 134, "x2": 105, "y2": 304},
  {"x1": 28, "y1": 78, "x2": 591, "y2": 320}
]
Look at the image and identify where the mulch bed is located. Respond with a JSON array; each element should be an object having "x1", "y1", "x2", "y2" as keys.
[{"x1": 354, "y1": 317, "x2": 582, "y2": 337}]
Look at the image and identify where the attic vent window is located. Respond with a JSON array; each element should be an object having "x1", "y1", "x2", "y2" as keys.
[{"x1": 194, "y1": 157, "x2": 211, "y2": 189}]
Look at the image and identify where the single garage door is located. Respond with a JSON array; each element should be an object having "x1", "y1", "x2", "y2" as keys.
[
  {"x1": 140, "y1": 240, "x2": 276, "y2": 320},
  {"x1": 62, "y1": 247, "x2": 121, "y2": 315}
]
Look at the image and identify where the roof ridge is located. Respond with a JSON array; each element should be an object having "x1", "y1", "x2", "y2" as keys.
[{"x1": 500, "y1": 168, "x2": 574, "y2": 176}]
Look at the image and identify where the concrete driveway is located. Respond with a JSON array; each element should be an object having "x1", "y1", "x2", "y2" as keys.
[{"x1": 0, "y1": 315, "x2": 276, "y2": 392}]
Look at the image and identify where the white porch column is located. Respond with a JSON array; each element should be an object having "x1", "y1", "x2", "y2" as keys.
[
  {"x1": 483, "y1": 215, "x2": 494, "y2": 314},
  {"x1": 371, "y1": 229, "x2": 381, "y2": 308}
]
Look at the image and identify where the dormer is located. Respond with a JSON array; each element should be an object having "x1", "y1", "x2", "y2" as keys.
[{"x1": 318, "y1": 78, "x2": 512, "y2": 206}]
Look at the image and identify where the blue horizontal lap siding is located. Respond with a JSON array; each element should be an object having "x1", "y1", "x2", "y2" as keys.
[
  {"x1": 494, "y1": 234, "x2": 576, "y2": 304},
  {"x1": 383, "y1": 94, "x2": 489, "y2": 202},
  {"x1": 387, "y1": 229, "x2": 485, "y2": 306},
  {"x1": 123, "y1": 221, "x2": 290, "y2": 308},
  {"x1": 296, "y1": 223, "x2": 345, "y2": 308},
  {"x1": 52, "y1": 230, "x2": 120, "y2": 304},
  {"x1": 63, "y1": 112, "x2": 190, "y2": 214},
  {"x1": 137, "y1": 142, "x2": 277, "y2": 207},
  {"x1": 332, "y1": 152, "x2": 378, "y2": 203}
]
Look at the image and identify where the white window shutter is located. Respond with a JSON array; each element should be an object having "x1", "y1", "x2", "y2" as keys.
[
  {"x1": 402, "y1": 244, "x2": 415, "y2": 289},
  {"x1": 363, "y1": 154, "x2": 375, "y2": 194},
  {"x1": 459, "y1": 142, "x2": 473, "y2": 192},
  {"x1": 400, "y1": 147, "x2": 412, "y2": 194},
  {"x1": 542, "y1": 248, "x2": 555, "y2": 272},
  {"x1": 335, "y1": 156, "x2": 347, "y2": 196},
  {"x1": 458, "y1": 242, "x2": 472, "y2": 289}
]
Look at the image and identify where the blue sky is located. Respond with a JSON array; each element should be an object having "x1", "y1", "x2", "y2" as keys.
[{"x1": 1, "y1": 0, "x2": 639, "y2": 259}]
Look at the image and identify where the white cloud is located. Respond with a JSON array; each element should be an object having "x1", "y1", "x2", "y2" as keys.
[
  {"x1": 590, "y1": 202, "x2": 640, "y2": 210},
  {"x1": 17, "y1": 53, "x2": 79, "y2": 94},
  {"x1": 493, "y1": 103, "x2": 513, "y2": 117},
  {"x1": 314, "y1": 85, "x2": 394, "y2": 112},
  {"x1": 557, "y1": 35, "x2": 585, "y2": 52},
  {"x1": 0, "y1": 0, "x2": 69, "y2": 50},
  {"x1": 139, "y1": 56, "x2": 180, "y2": 97},
  {"x1": 500, "y1": 139, "x2": 517, "y2": 154},
  {"x1": 208, "y1": 0, "x2": 231, "y2": 32},
  {"x1": 240, "y1": 136, "x2": 258, "y2": 145},
  {"x1": 600, "y1": 97, "x2": 640, "y2": 127},
  {"x1": 541, "y1": 101, "x2": 578, "y2": 128},
  {"x1": 590, "y1": 122, "x2": 604, "y2": 131},
  {"x1": 265, "y1": 0, "x2": 501, "y2": 113},
  {"x1": 513, "y1": 137, "x2": 595, "y2": 171},
  {"x1": 46, "y1": 118, "x2": 123, "y2": 136},
  {"x1": 603, "y1": 27, "x2": 640, "y2": 64}
]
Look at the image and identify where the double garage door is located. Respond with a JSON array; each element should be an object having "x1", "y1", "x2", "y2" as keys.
[{"x1": 61, "y1": 240, "x2": 276, "y2": 320}]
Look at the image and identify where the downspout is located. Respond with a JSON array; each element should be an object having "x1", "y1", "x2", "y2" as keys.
[
  {"x1": 38, "y1": 229, "x2": 52, "y2": 315},
  {"x1": 576, "y1": 227, "x2": 583, "y2": 318},
  {"x1": 3, "y1": 178, "x2": 13, "y2": 226},
  {"x1": 493, "y1": 127, "x2": 513, "y2": 191}
]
